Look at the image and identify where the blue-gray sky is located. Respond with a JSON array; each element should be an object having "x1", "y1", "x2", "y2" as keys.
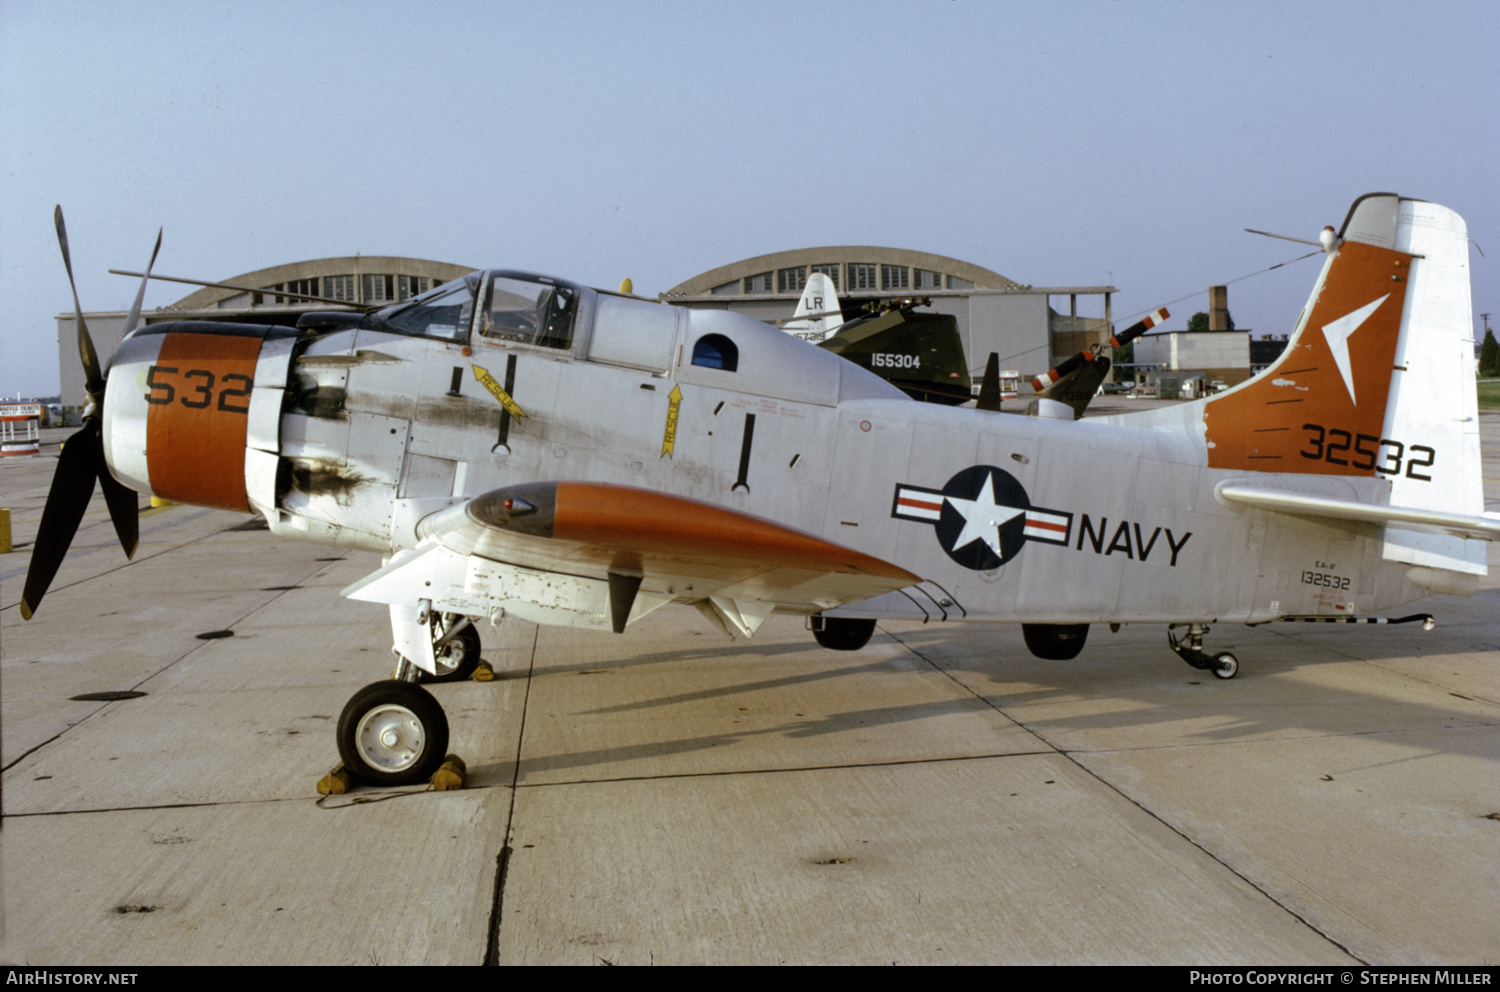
[{"x1": 2, "y1": 0, "x2": 1495, "y2": 397}]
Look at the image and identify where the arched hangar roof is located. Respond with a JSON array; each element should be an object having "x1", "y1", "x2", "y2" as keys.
[
  {"x1": 170, "y1": 255, "x2": 474, "y2": 309},
  {"x1": 665, "y1": 246, "x2": 1018, "y2": 298}
]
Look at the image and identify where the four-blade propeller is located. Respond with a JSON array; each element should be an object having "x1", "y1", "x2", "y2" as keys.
[{"x1": 20, "y1": 208, "x2": 159, "y2": 620}]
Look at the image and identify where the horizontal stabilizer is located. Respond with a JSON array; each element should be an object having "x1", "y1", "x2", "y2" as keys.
[{"x1": 1217, "y1": 484, "x2": 1500, "y2": 542}]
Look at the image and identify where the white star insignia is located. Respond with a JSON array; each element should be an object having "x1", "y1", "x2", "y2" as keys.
[
  {"x1": 1320, "y1": 294, "x2": 1388, "y2": 405},
  {"x1": 945, "y1": 472, "x2": 1025, "y2": 558}
]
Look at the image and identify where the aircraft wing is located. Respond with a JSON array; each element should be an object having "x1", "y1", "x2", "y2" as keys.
[{"x1": 343, "y1": 482, "x2": 919, "y2": 665}]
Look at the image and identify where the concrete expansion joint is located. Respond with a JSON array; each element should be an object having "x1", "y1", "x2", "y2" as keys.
[
  {"x1": 1064, "y1": 746, "x2": 1368, "y2": 965},
  {"x1": 511, "y1": 750, "x2": 1059, "y2": 792},
  {"x1": 887, "y1": 623, "x2": 1381, "y2": 961},
  {"x1": 485, "y1": 629, "x2": 538, "y2": 966}
]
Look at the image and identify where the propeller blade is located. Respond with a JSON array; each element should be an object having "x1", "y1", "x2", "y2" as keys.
[
  {"x1": 55, "y1": 206, "x2": 105, "y2": 404},
  {"x1": 20, "y1": 421, "x2": 103, "y2": 620},
  {"x1": 97, "y1": 450, "x2": 139, "y2": 559},
  {"x1": 96, "y1": 225, "x2": 157, "y2": 556},
  {"x1": 120, "y1": 227, "x2": 163, "y2": 345}
]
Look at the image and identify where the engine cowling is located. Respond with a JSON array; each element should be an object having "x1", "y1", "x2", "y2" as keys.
[{"x1": 103, "y1": 322, "x2": 296, "y2": 513}]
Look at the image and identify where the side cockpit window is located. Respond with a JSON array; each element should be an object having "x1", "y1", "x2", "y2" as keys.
[
  {"x1": 692, "y1": 333, "x2": 739, "y2": 371},
  {"x1": 479, "y1": 274, "x2": 577, "y2": 350}
]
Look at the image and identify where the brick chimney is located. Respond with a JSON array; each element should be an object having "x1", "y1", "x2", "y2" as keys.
[{"x1": 1209, "y1": 285, "x2": 1229, "y2": 331}]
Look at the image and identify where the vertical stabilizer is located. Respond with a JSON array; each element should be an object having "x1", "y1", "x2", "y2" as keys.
[
  {"x1": 1202, "y1": 195, "x2": 1414, "y2": 474},
  {"x1": 1200, "y1": 194, "x2": 1485, "y2": 575},
  {"x1": 783, "y1": 272, "x2": 843, "y2": 342}
]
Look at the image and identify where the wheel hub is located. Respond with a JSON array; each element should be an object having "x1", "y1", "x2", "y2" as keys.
[
  {"x1": 355, "y1": 704, "x2": 426, "y2": 772},
  {"x1": 433, "y1": 634, "x2": 467, "y2": 675}
]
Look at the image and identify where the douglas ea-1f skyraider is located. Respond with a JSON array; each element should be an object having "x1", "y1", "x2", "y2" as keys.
[{"x1": 25, "y1": 194, "x2": 1498, "y2": 787}]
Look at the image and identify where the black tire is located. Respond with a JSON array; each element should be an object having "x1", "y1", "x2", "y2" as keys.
[
  {"x1": 1021, "y1": 623, "x2": 1090, "y2": 660},
  {"x1": 812, "y1": 616, "x2": 876, "y2": 651},
  {"x1": 337, "y1": 680, "x2": 449, "y2": 786},
  {"x1": 421, "y1": 623, "x2": 481, "y2": 684}
]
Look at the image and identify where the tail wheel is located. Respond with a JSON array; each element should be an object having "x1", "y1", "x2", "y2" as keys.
[
  {"x1": 1212, "y1": 652, "x2": 1239, "y2": 680},
  {"x1": 337, "y1": 680, "x2": 449, "y2": 786},
  {"x1": 813, "y1": 616, "x2": 876, "y2": 651},
  {"x1": 422, "y1": 622, "x2": 481, "y2": 684}
]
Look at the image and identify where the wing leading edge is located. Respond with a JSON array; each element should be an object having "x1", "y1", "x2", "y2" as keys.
[{"x1": 343, "y1": 482, "x2": 918, "y2": 661}]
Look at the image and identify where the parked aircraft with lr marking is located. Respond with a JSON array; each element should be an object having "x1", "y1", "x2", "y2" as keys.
[{"x1": 24, "y1": 194, "x2": 1497, "y2": 786}]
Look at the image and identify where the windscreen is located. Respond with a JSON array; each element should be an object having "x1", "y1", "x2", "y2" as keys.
[{"x1": 370, "y1": 274, "x2": 478, "y2": 341}]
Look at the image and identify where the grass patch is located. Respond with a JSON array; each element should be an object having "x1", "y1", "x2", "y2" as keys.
[{"x1": 1478, "y1": 381, "x2": 1500, "y2": 409}]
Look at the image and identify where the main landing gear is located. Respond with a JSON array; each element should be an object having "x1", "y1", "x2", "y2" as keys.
[
  {"x1": 810, "y1": 615, "x2": 876, "y2": 651},
  {"x1": 1168, "y1": 623, "x2": 1237, "y2": 680},
  {"x1": 422, "y1": 615, "x2": 481, "y2": 684},
  {"x1": 334, "y1": 614, "x2": 482, "y2": 787}
]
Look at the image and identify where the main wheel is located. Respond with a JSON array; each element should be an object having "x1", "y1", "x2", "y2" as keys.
[
  {"x1": 813, "y1": 616, "x2": 876, "y2": 651},
  {"x1": 1022, "y1": 623, "x2": 1090, "y2": 660},
  {"x1": 421, "y1": 622, "x2": 481, "y2": 684},
  {"x1": 337, "y1": 680, "x2": 449, "y2": 786},
  {"x1": 1212, "y1": 652, "x2": 1239, "y2": 680}
]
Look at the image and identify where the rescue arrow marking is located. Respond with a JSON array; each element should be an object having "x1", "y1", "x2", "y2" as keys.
[
  {"x1": 471, "y1": 364, "x2": 526, "y2": 420},
  {"x1": 660, "y1": 384, "x2": 682, "y2": 458}
]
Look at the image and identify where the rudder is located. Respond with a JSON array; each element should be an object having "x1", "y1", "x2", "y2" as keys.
[{"x1": 1380, "y1": 198, "x2": 1485, "y2": 574}]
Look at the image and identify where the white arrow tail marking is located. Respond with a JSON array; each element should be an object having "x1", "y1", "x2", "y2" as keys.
[{"x1": 1320, "y1": 294, "x2": 1388, "y2": 405}]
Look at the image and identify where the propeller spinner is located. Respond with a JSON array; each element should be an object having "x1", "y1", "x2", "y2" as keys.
[{"x1": 20, "y1": 208, "x2": 159, "y2": 620}]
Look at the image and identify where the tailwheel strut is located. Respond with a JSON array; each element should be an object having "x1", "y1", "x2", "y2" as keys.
[{"x1": 1168, "y1": 623, "x2": 1238, "y2": 680}]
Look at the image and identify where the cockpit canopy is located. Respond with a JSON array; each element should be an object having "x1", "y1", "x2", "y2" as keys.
[{"x1": 370, "y1": 270, "x2": 583, "y2": 350}]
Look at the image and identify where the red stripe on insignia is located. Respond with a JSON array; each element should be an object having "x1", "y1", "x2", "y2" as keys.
[
  {"x1": 898, "y1": 496, "x2": 942, "y2": 512},
  {"x1": 1026, "y1": 518, "x2": 1067, "y2": 533}
]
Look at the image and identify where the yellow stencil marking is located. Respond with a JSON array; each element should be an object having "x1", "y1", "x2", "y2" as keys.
[
  {"x1": 471, "y1": 364, "x2": 526, "y2": 419},
  {"x1": 661, "y1": 384, "x2": 682, "y2": 458}
]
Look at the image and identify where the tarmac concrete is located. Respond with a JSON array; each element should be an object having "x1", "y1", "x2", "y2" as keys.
[{"x1": 0, "y1": 418, "x2": 1496, "y2": 965}]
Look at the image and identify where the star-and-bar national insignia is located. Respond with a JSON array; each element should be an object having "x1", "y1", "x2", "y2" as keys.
[{"x1": 891, "y1": 465, "x2": 1072, "y2": 571}]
